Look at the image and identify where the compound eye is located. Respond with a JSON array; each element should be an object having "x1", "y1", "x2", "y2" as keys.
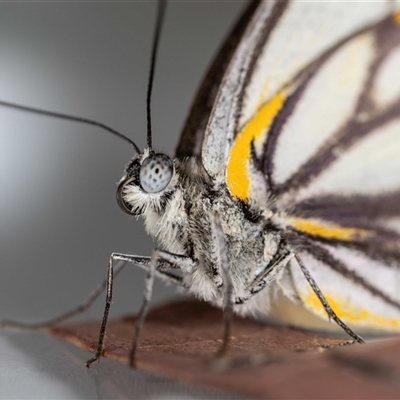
[{"x1": 139, "y1": 154, "x2": 173, "y2": 193}]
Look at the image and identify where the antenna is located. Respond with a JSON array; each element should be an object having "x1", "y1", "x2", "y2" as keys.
[
  {"x1": 0, "y1": 100, "x2": 140, "y2": 153},
  {"x1": 146, "y1": 0, "x2": 167, "y2": 150},
  {"x1": 0, "y1": 3, "x2": 168, "y2": 153}
]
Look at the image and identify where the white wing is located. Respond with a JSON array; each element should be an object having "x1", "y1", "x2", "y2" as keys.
[{"x1": 201, "y1": 1, "x2": 400, "y2": 331}]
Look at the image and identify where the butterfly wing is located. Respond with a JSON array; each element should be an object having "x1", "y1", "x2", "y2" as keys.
[
  {"x1": 265, "y1": 10, "x2": 400, "y2": 332},
  {"x1": 192, "y1": 1, "x2": 400, "y2": 332},
  {"x1": 175, "y1": 0, "x2": 262, "y2": 159}
]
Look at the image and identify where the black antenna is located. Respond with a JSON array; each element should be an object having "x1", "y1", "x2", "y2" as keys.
[
  {"x1": 146, "y1": 0, "x2": 167, "y2": 150},
  {"x1": 0, "y1": 100, "x2": 140, "y2": 153}
]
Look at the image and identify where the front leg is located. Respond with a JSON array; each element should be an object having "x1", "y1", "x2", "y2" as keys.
[{"x1": 86, "y1": 250, "x2": 195, "y2": 368}]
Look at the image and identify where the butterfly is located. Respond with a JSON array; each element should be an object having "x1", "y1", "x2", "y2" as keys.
[
  {"x1": 2, "y1": 0, "x2": 400, "y2": 368},
  {"x1": 103, "y1": 0, "x2": 400, "y2": 365}
]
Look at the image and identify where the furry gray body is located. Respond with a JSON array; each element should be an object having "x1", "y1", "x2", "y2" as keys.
[{"x1": 133, "y1": 155, "x2": 285, "y2": 315}]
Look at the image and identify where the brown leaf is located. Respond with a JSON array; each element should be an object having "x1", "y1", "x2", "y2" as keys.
[{"x1": 50, "y1": 299, "x2": 400, "y2": 399}]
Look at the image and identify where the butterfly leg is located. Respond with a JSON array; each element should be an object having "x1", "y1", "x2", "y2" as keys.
[
  {"x1": 294, "y1": 253, "x2": 364, "y2": 344},
  {"x1": 1, "y1": 252, "x2": 187, "y2": 332},
  {"x1": 211, "y1": 212, "x2": 234, "y2": 357},
  {"x1": 245, "y1": 241, "x2": 294, "y2": 300},
  {"x1": 128, "y1": 250, "x2": 158, "y2": 367},
  {"x1": 0, "y1": 260, "x2": 128, "y2": 331},
  {"x1": 85, "y1": 251, "x2": 194, "y2": 368},
  {"x1": 128, "y1": 250, "x2": 194, "y2": 367}
]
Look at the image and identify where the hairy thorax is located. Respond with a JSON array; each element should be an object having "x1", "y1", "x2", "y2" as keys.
[{"x1": 142, "y1": 157, "x2": 280, "y2": 311}]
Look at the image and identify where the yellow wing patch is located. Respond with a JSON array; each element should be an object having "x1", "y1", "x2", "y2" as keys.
[
  {"x1": 290, "y1": 217, "x2": 372, "y2": 241},
  {"x1": 304, "y1": 290, "x2": 400, "y2": 330},
  {"x1": 226, "y1": 89, "x2": 288, "y2": 200},
  {"x1": 394, "y1": 9, "x2": 400, "y2": 24}
]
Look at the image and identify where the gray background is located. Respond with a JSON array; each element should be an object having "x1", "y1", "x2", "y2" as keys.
[{"x1": 0, "y1": 1, "x2": 245, "y2": 398}]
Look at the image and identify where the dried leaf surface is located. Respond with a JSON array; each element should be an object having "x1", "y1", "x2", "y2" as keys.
[{"x1": 50, "y1": 300, "x2": 400, "y2": 399}]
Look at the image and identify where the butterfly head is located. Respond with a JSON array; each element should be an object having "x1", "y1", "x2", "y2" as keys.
[
  {"x1": 116, "y1": 148, "x2": 176, "y2": 216},
  {"x1": 117, "y1": 1, "x2": 175, "y2": 217}
]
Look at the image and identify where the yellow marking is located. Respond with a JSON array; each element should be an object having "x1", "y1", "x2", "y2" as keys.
[
  {"x1": 290, "y1": 218, "x2": 372, "y2": 241},
  {"x1": 305, "y1": 291, "x2": 400, "y2": 329},
  {"x1": 394, "y1": 10, "x2": 400, "y2": 24},
  {"x1": 227, "y1": 90, "x2": 287, "y2": 200}
]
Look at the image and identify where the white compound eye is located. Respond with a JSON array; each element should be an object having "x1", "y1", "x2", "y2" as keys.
[{"x1": 139, "y1": 154, "x2": 173, "y2": 193}]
